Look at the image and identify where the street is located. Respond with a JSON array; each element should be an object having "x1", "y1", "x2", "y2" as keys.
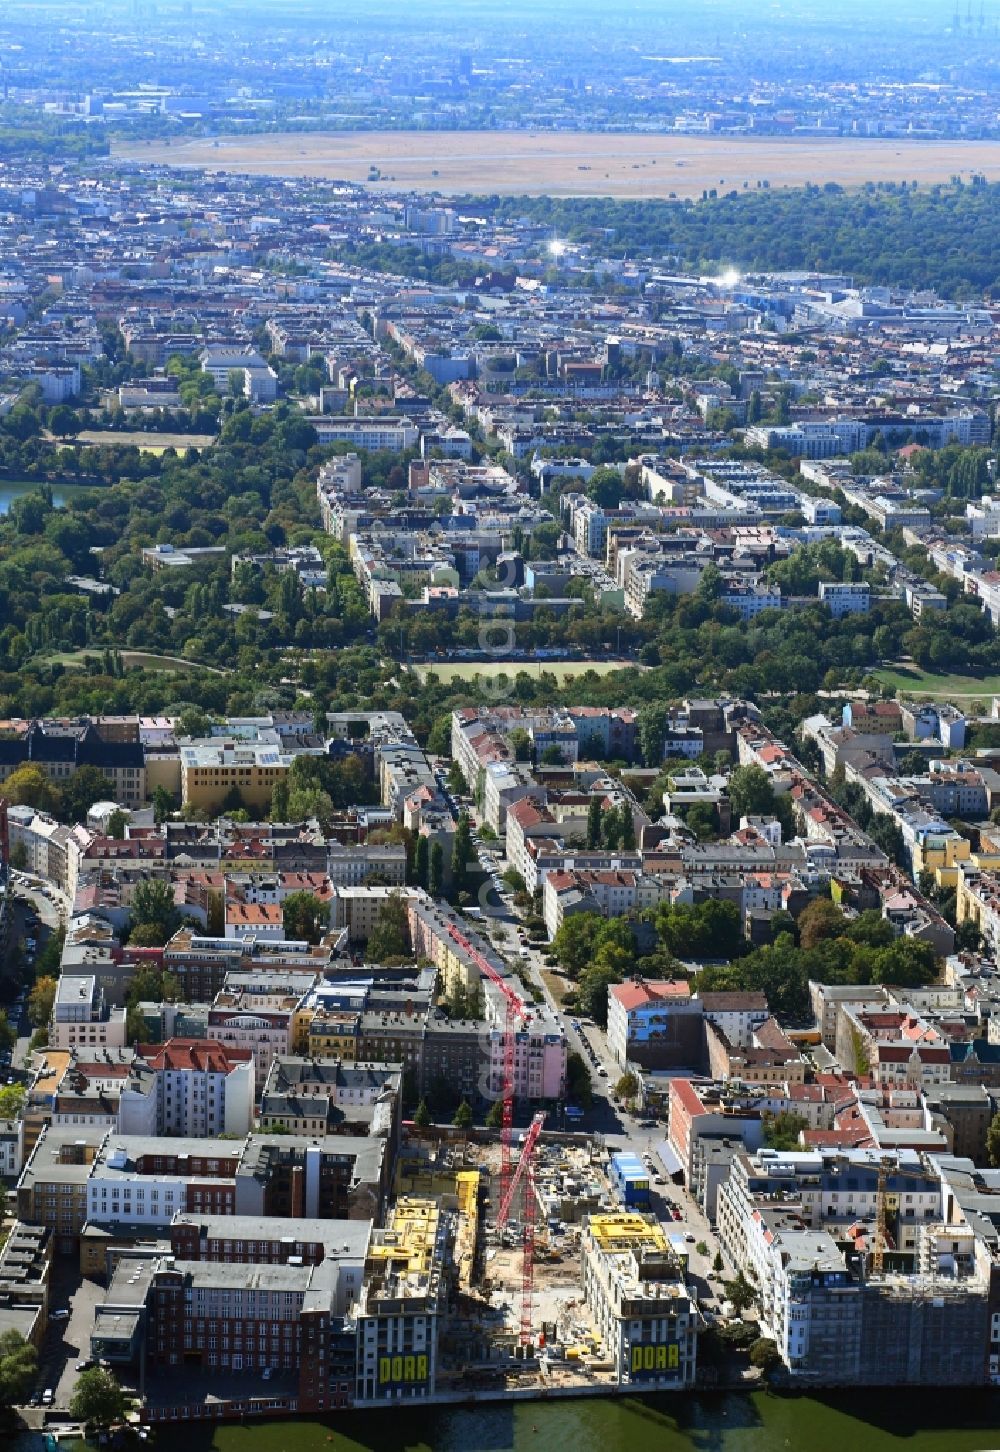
[
  {"x1": 2, "y1": 871, "x2": 64, "y2": 1073},
  {"x1": 463, "y1": 813, "x2": 728, "y2": 1304}
]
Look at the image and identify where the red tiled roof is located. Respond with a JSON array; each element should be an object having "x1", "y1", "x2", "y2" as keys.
[
  {"x1": 137, "y1": 1037, "x2": 253, "y2": 1073},
  {"x1": 669, "y1": 1078, "x2": 708, "y2": 1118},
  {"x1": 611, "y1": 978, "x2": 691, "y2": 1011}
]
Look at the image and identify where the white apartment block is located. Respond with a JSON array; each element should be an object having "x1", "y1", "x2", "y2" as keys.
[{"x1": 51, "y1": 976, "x2": 127, "y2": 1051}]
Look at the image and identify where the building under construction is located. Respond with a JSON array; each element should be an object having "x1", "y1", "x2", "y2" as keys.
[{"x1": 717, "y1": 1145, "x2": 994, "y2": 1384}]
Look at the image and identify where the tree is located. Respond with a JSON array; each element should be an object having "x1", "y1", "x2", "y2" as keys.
[
  {"x1": 282, "y1": 890, "x2": 329, "y2": 945},
  {"x1": 655, "y1": 898, "x2": 742, "y2": 961},
  {"x1": 723, "y1": 1271, "x2": 757, "y2": 1313},
  {"x1": 206, "y1": 888, "x2": 225, "y2": 937},
  {"x1": 152, "y1": 785, "x2": 174, "y2": 824},
  {"x1": 28, "y1": 975, "x2": 57, "y2": 1028},
  {"x1": 106, "y1": 808, "x2": 128, "y2": 838},
  {"x1": 638, "y1": 704, "x2": 667, "y2": 767},
  {"x1": 429, "y1": 840, "x2": 444, "y2": 897},
  {"x1": 61, "y1": 764, "x2": 117, "y2": 824},
  {"x1": 987, "y1": 1110, "x2": 1000, "y2": 1168},
  {"x1": 130, "y1": 878, "x2": 181, "y2": 944},
  {"x1": 0, "y1": 1082, "x2": 25, "y2": 1118},
  {"x1": 551, "y1": 913, "x2": 603, "y2": 977},
  {"x1": 956, "y1": 918, "x2": 982, "y2": 953},
  {"x1": 749, "y1": 1337, "x2": 781, "y2": 1373},
  {"x1": 453, "y1": 1099, "x2": 473, "y2": 1129},
  {"x1": 414, "y1": 834, "x2": 429, "y2": 888},
  {"x1": 69, "y1": 1367, "x2": 130, "y2": 1429},
  {"x1": 586, "y1": 795, "x2": 603, "y2": 849},
  {"x1": 577, "y1": 962, "x2": 622, "y2": 1027},
  {"x1": 175, "y1": 707, "x2": 211, "y2": 739},
  {"x1": 413, "y1": 1098, "x2": 431, "y2": 1129},
  {"x1": 367, "y1": 892, "x2": 409, "y2": 962},
  {"x1": 129, "y1": 923, "x2": 167, "y2": 948},
  {"x1": 486, "y1": 1097, "x2": 504, "y2": 1128},
  {"x1": 762, "y1": 1110, "x2": 809, "y2": 1151},
  {"x1": 868, "y1": 811, "x2": 907, "y2": 868},
  {"x1": 728, "y1": 764, "x2": 776, "y2": 820},
  {"x1": 451, "y1": 813, "x2": 473, "y2": 893},
  {"x1": 615, "y1": 1071, "x2": 639, "y2": 1100},
  {"x1": 797, "y1": 897, "x2": 847, "y2": 950},
  {"x1": 286, "y1": 784, "x2": 335, "y2": 833},
  {"x1": 509, "y1": 727, "x2": 532, "y2": 761},
  {"x1": 1, "y1": 763, "x2": 60, "y2": 813},
  {"x1": 270, "y1": 777, "x2": 290, "y2": 821},
  {"x1": 566, "y1": 1050, "x2": 592, "y2": 1108},
  {"x1": 125, "y1": 1004, "x2": 149, "y2": 1044},
  {"x1": 0, "y1": 1328, "x2": 37, "y2": 1407},
  {"x1": 49, "y1": 404, "x2": 81, "y2": 438},
  {"x1": 539, "y1": 744, "x2": 564, "y2": 766}
]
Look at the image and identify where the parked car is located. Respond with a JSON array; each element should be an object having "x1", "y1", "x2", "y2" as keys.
[
  {"x1": 42, "y1": 1389, "x2": 54, "y2": 1405},
  {"x1": 50, "y1": 1309, "x2": 69, "y2": 1321}
]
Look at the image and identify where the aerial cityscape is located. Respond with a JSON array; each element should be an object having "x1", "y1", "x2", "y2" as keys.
[{"x1": 3, "y1": 3, "x2": 1000, "y2": 1451}]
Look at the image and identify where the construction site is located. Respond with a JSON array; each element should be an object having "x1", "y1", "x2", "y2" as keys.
[
  {"x1": 383, "y1": 915, "x2": 699, "y2": 1398},
  {"x1": 395, "y1": 1130, "x2": 631, "y2": 1393}
]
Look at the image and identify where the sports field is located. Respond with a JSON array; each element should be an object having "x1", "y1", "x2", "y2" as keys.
[
  {"x1": 72, "y1": 431, "x2": 216, "y2": 455},
  {"x1": 115, "y1": 131, "x2": 1000, "y2": 198},
  {"x1": 874, "y1": 664, "x2": 1000, "y2": 700},
  {"x1": 410, "y1": 659, "x2": 640, "y2": 684}
]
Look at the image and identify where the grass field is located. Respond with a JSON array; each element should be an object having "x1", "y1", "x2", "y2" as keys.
[
  {"x1": 875, "y1": 664, "x2": 1000, "y2": 700},
  {"x1": 69, "y1": 431, "x2": 216, "y2": 455},
  {"x1": 410, "y1": 659, "x2": 642, "y2": 684},
  {"x1": 114, "y1": 131, "x2": 1000, "y2": 198},
  {"x1": 38, "y1": 649, "x2": 228, "y2": 675}
]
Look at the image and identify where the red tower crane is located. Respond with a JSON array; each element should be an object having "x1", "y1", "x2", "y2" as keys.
[
  {"x1": 445, "y1": 921, "x2": 527, "y2": 1210},
  {"x1": 444, "y1": 922, "x2": 542, "y2": 1343},
  {"x1": 497, "y1": 1110, "x2": 545, "y2": 1345}
]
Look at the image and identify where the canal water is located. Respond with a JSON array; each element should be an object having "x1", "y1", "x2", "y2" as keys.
[
  {"x1": 13, "y1": 1390, "x2": 1000, "y2": 1452},
  {"x1": 0, "y1": 481, "x2": 96, "y2": 513}
]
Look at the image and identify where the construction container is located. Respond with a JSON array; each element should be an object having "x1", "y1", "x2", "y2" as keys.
[{"x1": 609, "y1": 1151, "x2": 651, "y2": 1208}]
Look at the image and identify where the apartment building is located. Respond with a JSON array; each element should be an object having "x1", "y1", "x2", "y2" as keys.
[
  {"x1": 355, "y1": 1197, "x2": 449, "y2": 1404},
  {"x1": 208, "y1": 977, "x2": 304, "y2": 1090},
  {"x1": 716, "y1": 1147, "x2": 988, "y2": 1384},
  {"x1": 581, "y1": 1213, "x2": 697, "y2": 1389},
  {"x1": 0, "y1": 721, "x2": 146, "y2": 806},
  {"x1": 51, "y1": 976, "x2": 127, "y2": 1052},
  {"x1": 180, "y1": 740, "x2": 295, "y2": 814},
  {"x1": 17, "y1": 1126, "x2": 106, "y2": 1256},
  {"x1": 259, "y1": 1058, "x2": 401, "y2": 1142},
  {"x1": 606, "y1": 979, "x2": 701, "y2": 1071},
  {"x1": 125, "y1": 1039, "x2": 256, "y2": 1138}
]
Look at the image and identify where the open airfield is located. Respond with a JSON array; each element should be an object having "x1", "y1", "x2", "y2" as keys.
[{"x1": 115, "y1": 130, "x2": 1000, "y2": 197}]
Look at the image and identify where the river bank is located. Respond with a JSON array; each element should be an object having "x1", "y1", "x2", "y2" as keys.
[{"x1": 13, "y1": 1387, "x2": 1000, "y2": 1452}]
